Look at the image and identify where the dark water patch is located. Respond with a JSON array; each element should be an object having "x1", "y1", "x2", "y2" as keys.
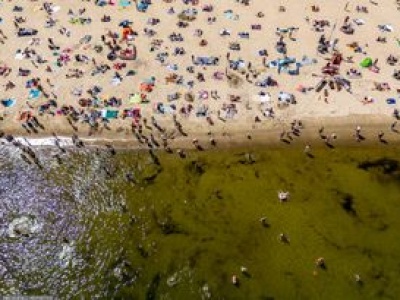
[
  {"x1": 332, "y1": 189, "x2": 357, "y2": 217},
  {"x1": 215, "y1": 189, "x2": 224, "y2": 200},
  {"x1": 294, "y1": 168, "x2": 303, "y2": 175},
  {"x1": 151, "y1": 209, "x2": 187, "y2": 236},
  {"x1": 358, "y1": 158, "x2": 400, "y2": 181},
  {"x1": 137, "y1": 244, "x2": 149, "y2": 258},
  {"x1": 366, "y1": 212, "x2": 390, "y2": 232},
  {"x1": 259, "y1": 296, "x2": 275, "y2": 300},
  {"x1": 369, "y1": 267, "x2": 386, "y2": 282},
  {"x1": 208, "y1": 189, "x2": 224, "y2": 200},
  {"x1": 159, "y1": 220, "x2": 185, "y2": 235},
  {"x1": 375, "y1": 222, "x2": 389, "y2": 231},
  {"x1": 146, "y1": 273, "x2": 161, "y2": 300},
  {"x1": 187, "y1": 248, "x2": 206, "y2": 268},
  {"x1": 312, "y1": 226, "x2": 343, "y2": 250},
  {"x1": 313, "y1": 223, "x2": 386, "y2": 262},
  {"x1": 186, "y1": 159, "x2": 207, "y2": 176},
  {"x1": 142, "y1": 167, "x2": 163, "y2": 185}
]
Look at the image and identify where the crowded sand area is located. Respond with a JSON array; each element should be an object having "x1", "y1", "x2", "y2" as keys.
[{"x1": 0, "y1": 0, "x2": 400, "y2": 149}]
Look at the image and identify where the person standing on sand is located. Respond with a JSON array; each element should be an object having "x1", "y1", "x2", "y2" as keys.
[
  {"x1": 209, "y1": 137, "x2": 217, "y2": 146},
  {"x1": 177, "y1": 149, "x2": 186, "y2": 158},
  {"x1": 325, "y1": 135, "x2": 332, "y2": 146}
]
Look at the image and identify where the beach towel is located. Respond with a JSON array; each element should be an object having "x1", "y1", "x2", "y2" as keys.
[
  {"x1": 278, "y1": 92, "x2": 294, "y2": 103},
  {"x1": 28, "y1": 89, "x2": 41, "y2": 99},
  {"x1": 386, "y1": 98, "x2": 396, "y2": 105},
  {"x1": 15, "y1": 52, "x2": 24, "y2": 60},
  {"x1": 128, "y1": 93, "x2": 142, "y2": 104},
  {"x1": 123, "y1": 108, "x2": 141, "y2": 118},
  {"x1": 119, "y1": 0, "x2": 131, "y2": 8},
  {"x1": 137, "y1": 1, "x2": 150, "y2": 12},
  {"x1": 299, "y1": 56, "x2": 317, "y2": 66},
  {"x1": 224, "y1": 10, "x2": 239, "y2": 20},
  {"x1": 101, "y1": 109, "x2": 119, "y2": 119},
  {"x1": 267, "y1": 57, "x2": 296, "y2": 68},
  {"x1": 1, "y1": 98, "x2": 16, "y2": 107},
  {"x1": 143, "y1": 76, "x2": 156, "y2": 84},
  {"x1": 96, "y1": 0, "x2": 108, "y2": 6},
  {"x1": 155, "y1": 103, "x2": 175, "y2": 114},
  {"x1": 112, "y1": 77, "x2": 122, "y2": 86},
  {"x1": 258, "y1": 93, "x2": 271, "y2": 103},
  {"x1": 163, "y1": 105, "x2": 174, "y2": 114}
]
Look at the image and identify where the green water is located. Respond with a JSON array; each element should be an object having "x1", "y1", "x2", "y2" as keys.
[{"x1": 3, "y1": 144, "x2": 400, "y2": 299}]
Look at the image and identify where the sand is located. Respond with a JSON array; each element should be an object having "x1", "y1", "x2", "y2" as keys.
[{"x1": 0, "y1": 0, "x2": 399, "y2": 147}]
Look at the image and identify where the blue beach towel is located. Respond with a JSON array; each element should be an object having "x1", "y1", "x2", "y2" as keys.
[
  {"x1": 101, "y1": 109, "x2": 119, "y2": 119},
  {"x1": 386, "y1": 98, "x2": 396, "y2": 105},
  {"x1": 119, "y1": 0, "x2": 131, "y2": 8},
  {"x1": 1, "y1": 98, "x2": 16, "y2": 107},
  {"x1": 137, "y1": 1, "x2": 149, "y2": 12},
  {"x1": 29, "y1": 89, "x2": 41, "y2": 99}
]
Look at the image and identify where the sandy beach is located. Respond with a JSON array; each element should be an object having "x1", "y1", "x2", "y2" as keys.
[{"x1": 0, "y1": 0, "x2": 400, "y2": 149}]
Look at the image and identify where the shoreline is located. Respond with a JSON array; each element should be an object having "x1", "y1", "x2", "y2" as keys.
[{"x1": 2, "y1": 114, "x2": 399, "y2": 150}]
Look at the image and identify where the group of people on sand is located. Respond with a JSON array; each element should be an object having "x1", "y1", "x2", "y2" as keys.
[{"x1": 0, "y1": 0, "x2": 399, "y2": 153}]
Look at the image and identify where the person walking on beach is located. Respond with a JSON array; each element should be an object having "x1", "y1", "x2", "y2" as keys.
[
  {"x1": 280, "y1": 130, "x2": 286, "y2": 141},
  {"x1": 356, "y1": 125, "x2": 361, "y2": 135},
  {"x1": 318, "y1": 126, "x2": 325, "y2": 139},
  {"x1": 378, "y1": 131, "x2": 385, "y2": 142},
  {"x1": 355, "y1": 125, "x2": 362, "y2": 142},
  {"x1": 390, "y1": 121, "x2": 398, "y2": 132}
]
